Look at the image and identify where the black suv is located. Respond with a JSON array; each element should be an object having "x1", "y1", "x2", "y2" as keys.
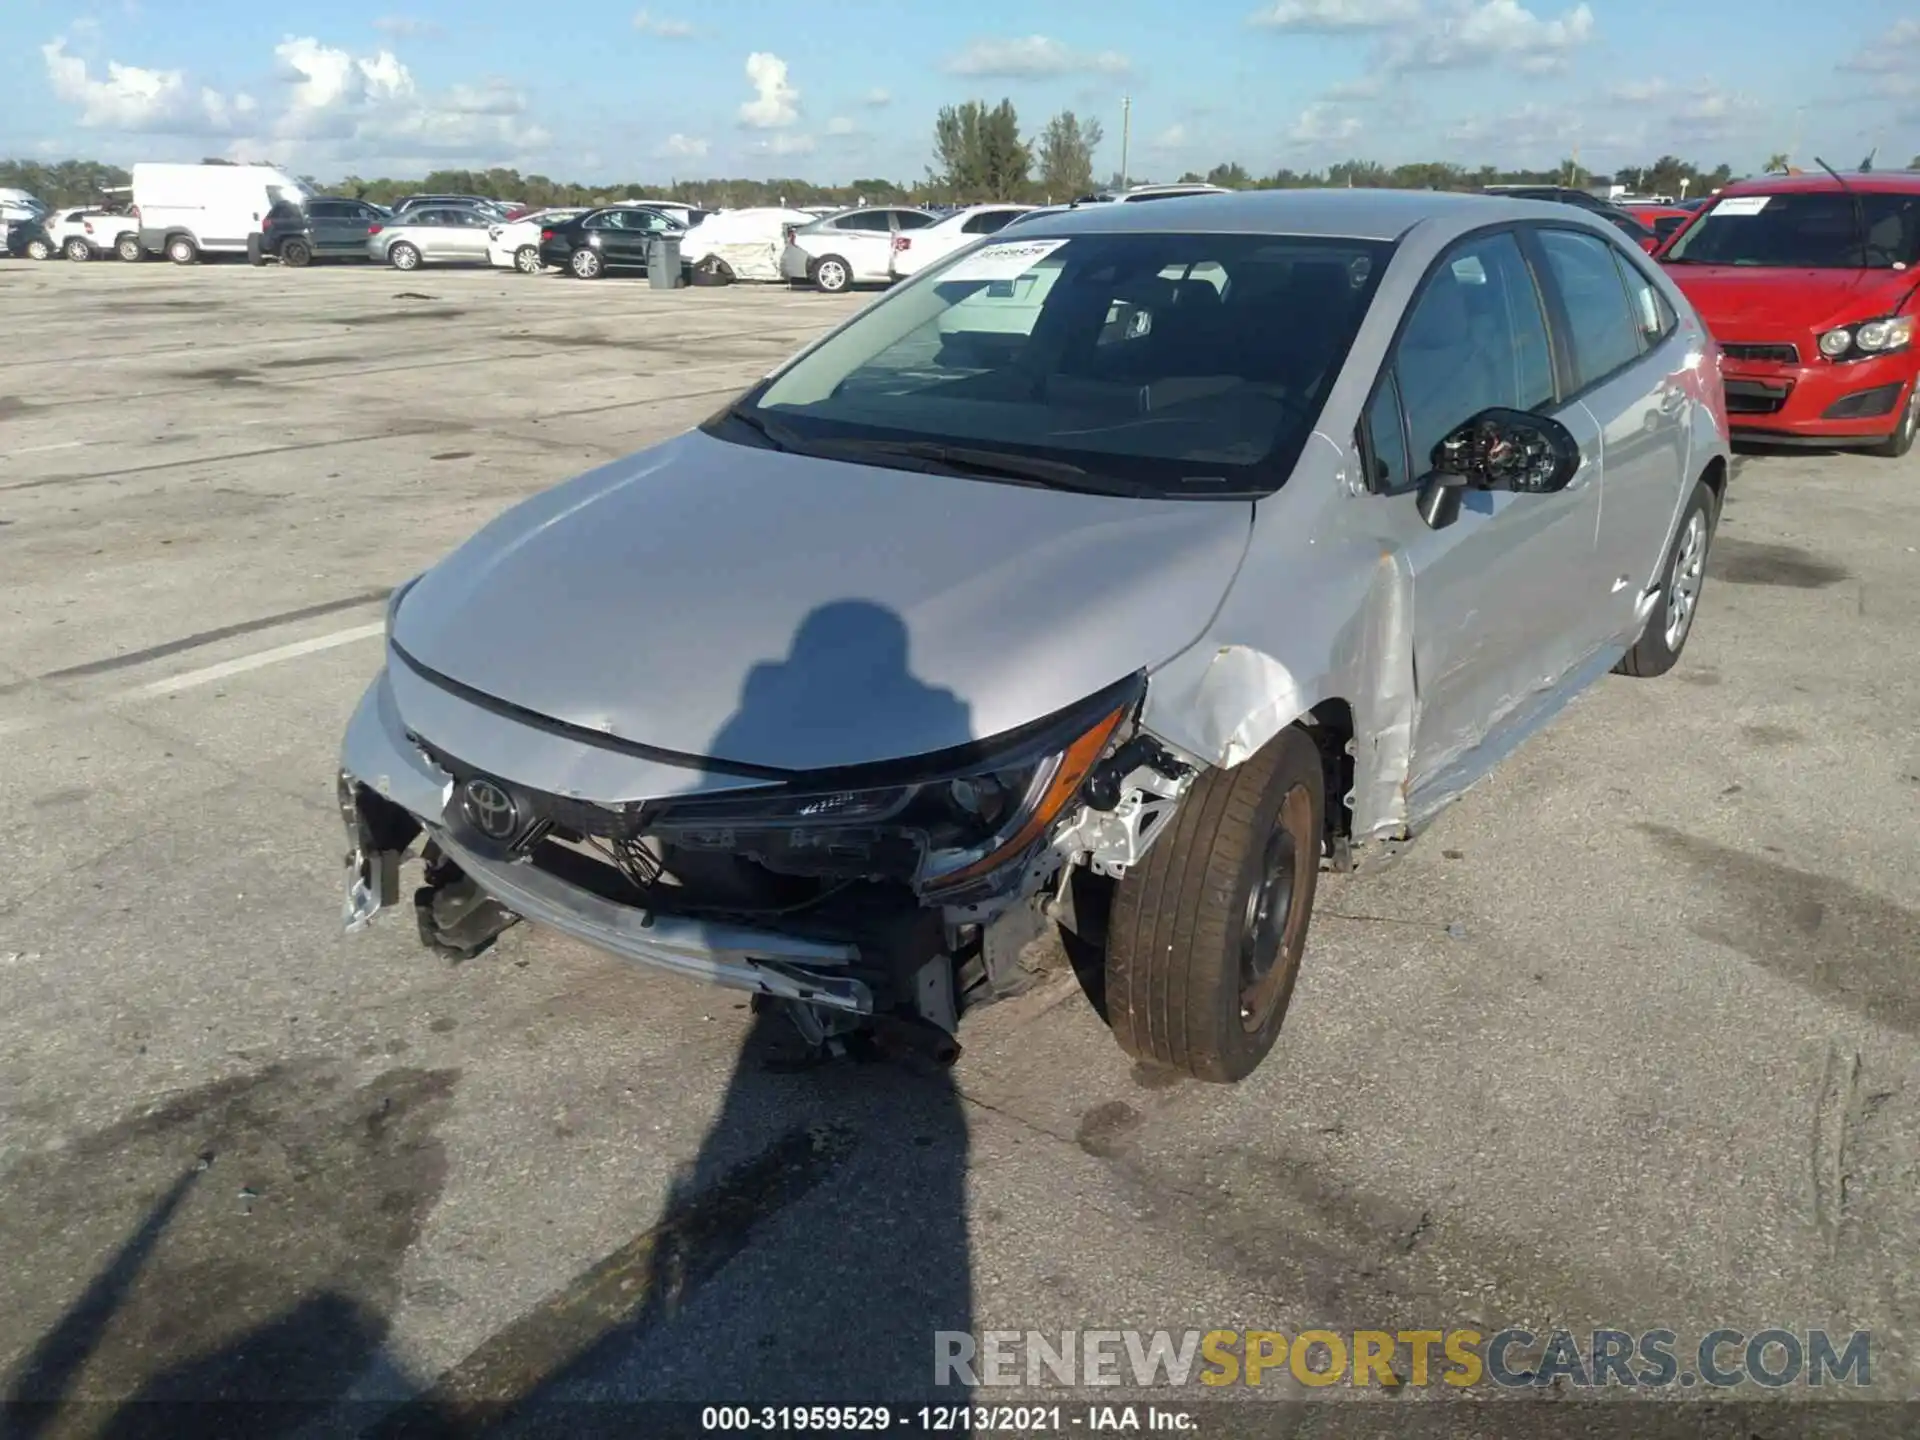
[
  {"x1": 260, "y1": 196, "x2": 390, "y2": 265},
  {"x1": 1481, "y1": 185, "x2": 1658, "y2": 250}
]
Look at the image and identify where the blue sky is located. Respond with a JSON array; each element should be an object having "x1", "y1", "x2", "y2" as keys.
[{"x1": 2, "y1": 0, "x2": 1914, "y2": 183}]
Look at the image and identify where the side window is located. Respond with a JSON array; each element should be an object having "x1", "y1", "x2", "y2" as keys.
[
  {"x1": 1361, "y1": 373, "x2": 1411, "y2": 493},
  {"x1": 584, "y1": 211, "x2": 612, "y2": 229},
  {"x1": 1610, "y1": 250, "x2": 1676, "y2": 350},
  {"x1": 835, "y1": 211, "x2": 883, "y2": 231},
  {"x1": 1537, "y1": 228, "x2": 1644, "y2": 388},
  {"x1": 893, "y1": 211, "x2": 935, "y2": 231},
  {"x1": 1393, "y1": 231, "x2": 1556, "y2": 476},
  {"x1": 962, "y1": 210, "x2": 1014, "y2": 235}
]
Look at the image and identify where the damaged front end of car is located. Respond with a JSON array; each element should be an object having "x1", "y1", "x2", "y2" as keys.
[{"x1": 340, "y1": 661, "x2": 1204, "y2": 1064}]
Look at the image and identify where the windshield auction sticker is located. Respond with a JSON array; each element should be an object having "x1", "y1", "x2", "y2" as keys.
[
  {"x1": 942, "y1": 238, "x2": 1069, "y2": 282},
  {"x1": 1712, "y1": 196, "x2": 1771, "y2": 215}
]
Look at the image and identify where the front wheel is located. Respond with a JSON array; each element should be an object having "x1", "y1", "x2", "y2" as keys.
[
  {"x1": 388, "y1": 242, "x2": 420, "y2": 271},
  {"x1": 25, "y1": 237, "x2": 53, "y2": 261},
  {"x1": 514, "y1": 245, "x2": 541, "y2": 274},
  {"x1": 64, "y1": 238, "x2": 92, "y2": 262},
  {"x1": 1105, "y1": 726, "x2": 1324, "y2": 1083},
  {"x1": 811, "y1": 254, "x2": 852, "y2": 293},
  {"x1": 569, "y1": 247, "x2": 603, "y2": 279},
  {"x1": 1615, "y1": 478, "x2": 1715, "y2": 678},
  {"x1": 116, "y1": 234, "x2": 143, "y2": 262},
  {"x1": 1866, "y1": 383, "x2": 1919, "y2": 459}
]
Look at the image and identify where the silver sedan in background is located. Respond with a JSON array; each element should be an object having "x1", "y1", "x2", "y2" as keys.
[
  {"x1": 366, "y1": 205, "x2": 495, "y2": 270},
  {"x1": 340, "y1": 189, "x2": 1730, "y2": 1082}
]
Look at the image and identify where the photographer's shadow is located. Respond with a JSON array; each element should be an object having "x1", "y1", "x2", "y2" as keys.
[{"x1": 498, "y1": 600, "x2": 979, "y2": 1428}]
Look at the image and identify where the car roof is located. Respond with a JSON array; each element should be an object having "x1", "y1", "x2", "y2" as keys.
[
  {"x1": 1000, "y1": 187, "x2": 1586, "y2": 241},
  {"x1": 1717, "y1": 170, "x2": 1920, "y2": 197}
]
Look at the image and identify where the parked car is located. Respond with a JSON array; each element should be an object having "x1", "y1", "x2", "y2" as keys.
[
  {"x1": 538, "y1": 205, "x2": 684, "y2": 279},
  {"x1": 3, "y1": 214, "x2": 54, "y2": 261},
  {"x1": 1072, "y1": 183, "x2": 1234, "y2": 204},
  {"x1": 1623, "y1": 204, "x2": 1696, "y2": 245},
  {"x1": 44, "y1": 207, "x2": 138, "y2": 261},
  {"x1": 340, "y1": 189, "x2": 1729, "y2": 1084},
  {"x1": 260, "y1": 196, "x2": 389, "y2": 266},
  {"x1": 681, "y1": 206, "x2": 819, "y2": 283},
  {"x1": 889, "y1": 203, "x2": 1036, "y2": 278},
  {"x1": 1482, "y1": 185, "x2": 1660, "y2": 252},
  {"x1": 131, "y1": 162, "x2": 309, "y2": 263},
  {"x1": 487, "y1": 208, "x2": 588, "y2": 273},
  {"x1": 1659, "y1": 169, "x2": 1920, "y2": 456},
  {"x1": 367, "y1": 207, "x2": 497, "y2": 270},
  {"x1": 780, "y1": 206, "x2": 939, "y2": 291},
  {"x1": 620, "y1": 200, "x2": 713, "y2": 229},
  {"x1": 389, "y1": 194, "x2": 509, "y2": 221}
]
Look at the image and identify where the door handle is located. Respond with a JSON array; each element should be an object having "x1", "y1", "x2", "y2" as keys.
[{"x1": 1658, "y1": 388, "x2": 1687, "y2": 417}]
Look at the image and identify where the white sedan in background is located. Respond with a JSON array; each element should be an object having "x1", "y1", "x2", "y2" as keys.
[
  {"x1": 487, "y1": 208, "x2": 588, "y2": 273},
  {"x1": 888, "y1": 203, "x2": 1036, "y2": 278}
]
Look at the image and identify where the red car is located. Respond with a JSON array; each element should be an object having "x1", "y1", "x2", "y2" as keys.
[
  {"x1": 1623, "y1": 204, "x2": 1696, "y2": 246},
  {"x1": 1657, "y1": 171, "x2": 1920, "y2": 456}
]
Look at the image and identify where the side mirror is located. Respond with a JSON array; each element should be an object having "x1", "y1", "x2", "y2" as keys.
[{"x1": 1416, "y1": 408, "x2": 1582, "y2": 529}]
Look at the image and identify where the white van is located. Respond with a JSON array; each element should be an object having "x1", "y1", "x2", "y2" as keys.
[{"x1": 131, "y1": 163, "x2": 309, "y2": 264}]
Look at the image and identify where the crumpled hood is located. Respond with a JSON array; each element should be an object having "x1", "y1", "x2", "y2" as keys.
[
  {"x1": 1665, "y1": 265, "x2": 1918, "y2": 336},
  {"x1": 393, "y1": 429, "x2": 1252, "y2": 772}
]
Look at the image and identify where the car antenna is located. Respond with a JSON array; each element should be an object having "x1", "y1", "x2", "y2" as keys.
[{"x1": 1813, "y1": 156, "x2": 1869, "y2": 266}]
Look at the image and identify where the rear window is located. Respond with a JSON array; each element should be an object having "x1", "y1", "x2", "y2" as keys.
[{"x1": 733, "y1": 231, "x2": 1394, "y2": 499}]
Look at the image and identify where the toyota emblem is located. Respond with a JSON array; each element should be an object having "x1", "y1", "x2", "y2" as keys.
[{"x1": 461, "y1": 777, "x2": 519, "y2": 841}]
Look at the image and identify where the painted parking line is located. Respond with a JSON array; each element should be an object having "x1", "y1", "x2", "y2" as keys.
[{"x1": 0, "y1": 622, "x2": 384, "y2": 738}]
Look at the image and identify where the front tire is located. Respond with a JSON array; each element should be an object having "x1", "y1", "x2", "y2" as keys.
[
  {"x1": 1105, "y1": 726, "x2": 1324, "y2": 1083},
  {"x1": 26, "y1": 237, "x2": 52, "y2": 261},
  {"x1": 569, "y1": 247, "x2": 603, "y2": 279},
  {"x1": 167, "y1": 235, "x2": 197, "y2": 265},
  {"x1": 115, "y1": 234, "x2": 143, "y2": 262},
  {"x1": 388, "y1": 242, "x2": 421, "y2": 271},
  {"x1": 1615, "y1": 478, "x2": 1715, "y2": 678},
  {"x1": 64, "y1": 238, "x2": 92, "y2": 262},
  {"x1": 1866, "y1": 383, "x2": 1919, "y2": 459},
  {"x1": 281, "y1": 238, "x2": 313, "y2": 268},
  {"x1": 811, "y1": 254, "x2": 852, "y2": 293},
  {"x1": 514, "y1": 245, "x2": 541, "y2": 274}
]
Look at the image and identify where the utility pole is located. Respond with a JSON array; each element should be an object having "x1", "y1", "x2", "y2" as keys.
[{"x1": 1119, "y1": 95, "x2": 1132, "y2": 190}]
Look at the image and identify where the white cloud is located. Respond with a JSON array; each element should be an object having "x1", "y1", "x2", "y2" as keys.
[
  {"x1": 1151, "y1": 123, "x2": 1188, "y2": 148},
  {"x1": 269, "y1": 36, "x2": 547, "y2": 162},
  {"x1": 42, "y1": 36, "x2": 238, "y2": 134},
  {"x1": 755, "y1": 132, "x2": 816, "y2": 156},
  {"x1": 1249, "y1": 0, "x2": 1420, "y2": 31},
  {"x1": 632, "y1": 10, "x2": 694, "y2": 38},
  {"x1": 1839, "y1": 18, "x2": 1920, "y2": 73},
  {"x1": 653, "y1": 132, "x2": 708, "y2": 159},
  {"x1": 1324, "y1": 72, "x2": 1386, "y2": 99},
  {"x1": 943, "y1": 35, "x2": 1132, "y2": 78},
  {"x1": 863, "y1": 87, "x2": 891, "y2": 107},
  {"x1": 738, "y1": 51, "x2": 800, "y2": 128},
  {"x1": 825, "y1": 116, "x2": 858, "y2": 136},
  {"x1": 1286, "y1": 102, "x2": 1363, "y2": 145},
  {"x1": 1445, "y1": 101, "x2": 1578, "y2": 150},
  {"x1": 1383, "y1": 0, "x2": 1595, "y2": 74},
  {"x1": 373, "y1": 15, "x2": 440, "y2": 37}
]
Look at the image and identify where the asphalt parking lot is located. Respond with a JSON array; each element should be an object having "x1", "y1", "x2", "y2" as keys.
[{"x1": 2, "y1": 257, "x2": 1917, "y2": 1434}]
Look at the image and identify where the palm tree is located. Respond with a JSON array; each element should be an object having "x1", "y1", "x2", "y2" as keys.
[{"x1": 1764, "y1": 153, "x2": 1790, "y2": 174}]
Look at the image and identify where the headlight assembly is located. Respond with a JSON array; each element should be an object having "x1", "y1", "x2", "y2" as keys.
[
  {"x1": 1818, "y1": 314, "x2": 1913, "y2": 361},
  {"x1": 645, "y1": 675, "x2": 1142, "y2": 891}
]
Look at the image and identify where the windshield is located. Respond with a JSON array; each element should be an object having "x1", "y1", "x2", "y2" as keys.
[
  {"x1": 732, "y1": 231, "x2": 1393, "y2": 497},
  {"x1": 1665, "y1": 190, "x2": 1920, "y2": 269}
]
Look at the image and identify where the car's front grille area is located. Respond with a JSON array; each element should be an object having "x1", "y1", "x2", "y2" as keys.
[
  {"x1": 1724, "y1": 378, "x2": 1793, "y2": 415},
  {"x1": 1722, "y1": 342, "x2": 1800, "y2": 364}
]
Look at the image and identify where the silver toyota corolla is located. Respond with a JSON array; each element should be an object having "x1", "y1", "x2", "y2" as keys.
[{"x1": 340, "y1": 189, "x2": 1730, "y2": 1081}]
